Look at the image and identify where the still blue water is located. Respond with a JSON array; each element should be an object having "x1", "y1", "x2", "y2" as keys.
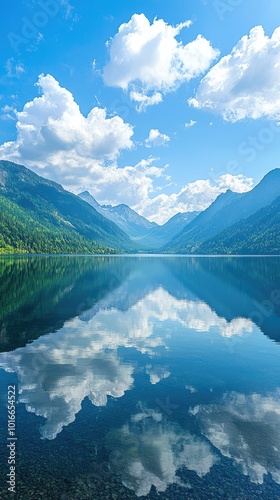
[{"x1": 0, "y1": 256, "x2": 280, "y2": 499}]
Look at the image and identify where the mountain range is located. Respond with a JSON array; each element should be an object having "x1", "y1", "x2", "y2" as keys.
[
  {"x1": 78, "y1": 190, "x2": 199, "y2": 248},
  {"x1": 78, "y1": 190, "x2": 157, "y2": 238},
  {"x1": 0, "y1": 160, "x2": 279, "y2": 254},
  {"x1": 164, "y1": 168, "x2": 280, "y2": 254},
  {"x1": 0, "y1": 160, "x2": 135, "y2": 254}
]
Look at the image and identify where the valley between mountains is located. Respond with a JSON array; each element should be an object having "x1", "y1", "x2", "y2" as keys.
[{"x1": 0, "y1": 160, "x2": 279, "y2": 255}]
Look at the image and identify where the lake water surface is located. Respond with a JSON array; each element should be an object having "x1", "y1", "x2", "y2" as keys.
[{"x1": 0, "y1": 255, "x2": 280, "y2": 499}]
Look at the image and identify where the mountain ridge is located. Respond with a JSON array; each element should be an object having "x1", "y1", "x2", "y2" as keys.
[
  {"x1": 164, "y1": 168, "x2": 280, "y2": 253},
  {"x1": 0, "y1": 160, "x2": 135, "y2": 253},
  {"x1": 78, "y1": 190, "x2": 200, "y2": 248},
  {"x1": 0, "y1": 160, "x2": 279, "y2": 255},
  {"x1": 78, "y1": 190, "x2": 157, "y2": 238},
  {"x1": 198, "y1": 194, "x2": 280, "y2": 255}
]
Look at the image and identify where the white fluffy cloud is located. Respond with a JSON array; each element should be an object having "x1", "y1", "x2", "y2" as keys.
[
  {"x1": 0, "y1": 73, "x2": 133, "y2": 172},
  {"x1": 77, "y1": 157, "x2": 166, "y2": 216},
  {"x1": 189, "y1": 26, "x2": 280, "y2": 122},
  {"x1": 103, "y1": 14, "x2": 219, "y2": 109},
  {"x1": 145, "y1": 128, "x2": 170, "y2": 148},
  {"x1": 78, "y1": 170, "x2": 253, "y2": 225},
  {"x1": 130, "y1": 90, "x2": 163, "y2": 112},
  {"x1": 0, "y1": 73, "x2": 254, "y2": 224},
  {"x1": 140, "y1": 173, "x2": 253, "y2": 224}
]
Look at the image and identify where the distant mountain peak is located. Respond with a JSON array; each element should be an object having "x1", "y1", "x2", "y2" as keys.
[
  {"x1": 78, "y1": 191, "x2": 100, "y2": 209},
  {"x1": 79, "y1": 190, "x2": 91, "y2": 196},
  {"x1": 78, "y1": 191, "x2": 157, "y2": 238},
  {"x1": 111, "y1": 204, "x2": 139, "y2": 216},
  {"x1": 114, "y1": 203, "x2": 130, "y2": 210}
]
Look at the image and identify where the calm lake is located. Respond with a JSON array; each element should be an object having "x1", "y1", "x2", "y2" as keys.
[{"x1": 0, "y1": 255, "x2": 280, "y2": 499}]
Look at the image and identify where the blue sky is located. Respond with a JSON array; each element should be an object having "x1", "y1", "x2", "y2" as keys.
[{"x1": 0, "y1": 0, "x2": 280, "y2": 223}]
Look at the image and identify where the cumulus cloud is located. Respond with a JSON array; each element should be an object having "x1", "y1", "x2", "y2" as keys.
[
  {"x1": 195, "y1": 390, "x2": 280, "y2": 485},
  {"x1": 188, "y1": 26, "x2": 280, "y2": 122},
  {"x1": 103, "y1": 13, "x2": 219, "y2": 109},
  {"x1": 78, "y1": 170, "x2": 253, "y2": 225},
  {"x1": 0, "y1": 73, "x2": 254, "y2": 224},
  {"x1": 141, "y1": 173, "x2": 253, "y2": 224},
  {"x1": 0, "y1": 73, "x2": 133, "y2": 174},
  {"x1": 77, "y1": 157, "x2": 167, "y2": 217},
  {"x1": 0, "y1": 73, "x2": 162, "y2": 222},
  {"x1": 145, "y1": 129, "x2": 170, "y2": 148}
]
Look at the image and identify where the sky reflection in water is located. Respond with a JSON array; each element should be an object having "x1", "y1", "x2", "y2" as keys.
[{"x1": 0, "y1": 256, "x2": 280, "y2": 498}]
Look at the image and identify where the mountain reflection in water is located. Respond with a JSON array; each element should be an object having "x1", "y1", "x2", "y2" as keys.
[{"x1": 0, "y1": 256, "x2": 280, "y2": 498}]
